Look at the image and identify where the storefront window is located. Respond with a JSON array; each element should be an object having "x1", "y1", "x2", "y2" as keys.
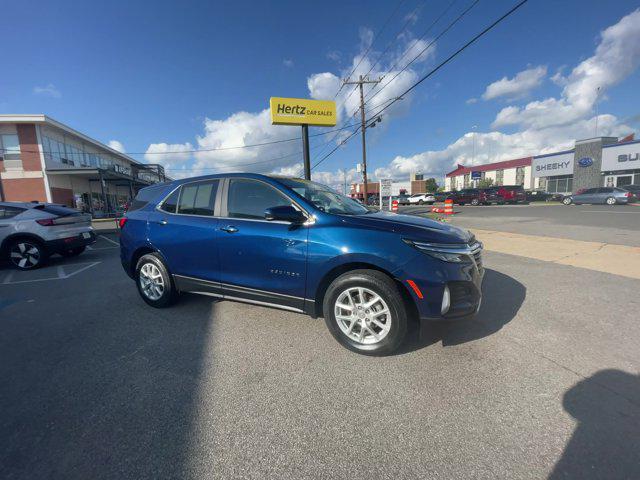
[
  {"x1": 516, "y1": 167, "x2": 525, "y2": 185},
  {"x1": 495, "y1": 169, "x2": 504, "y2": 186}
]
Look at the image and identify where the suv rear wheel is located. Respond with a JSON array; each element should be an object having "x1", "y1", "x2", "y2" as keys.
[
  {"x1": 8, "y1": 239, "x2": 47, "y2": 270},
  {"x1": 135, "y1": 253, "x2": 178, "y2": 308},
  {"x1": 471, "y1": 198, "x2": 480, "y2": 206},
  {"x1": 323, "y1": 269, "x2": 408, "y2": 356}
]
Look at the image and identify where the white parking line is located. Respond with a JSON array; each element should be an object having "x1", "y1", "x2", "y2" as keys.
[
  {"x1": 1, "y1": 261, "x2": 101, "y2": 285},
  {"x1": 99, "y1": 235, "x2": 120, "y2": 246},
  {"x1": 581, "y1": 210, "x2": 640, "y2": 214}
]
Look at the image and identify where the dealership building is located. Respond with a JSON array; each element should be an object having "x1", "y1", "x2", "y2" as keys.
[
  {"x1": 445, "y1": 135, "x2": 639, "y2": 194},
  {"x1": 0, "y1": 114, "x2": 167, "y2": 216}
]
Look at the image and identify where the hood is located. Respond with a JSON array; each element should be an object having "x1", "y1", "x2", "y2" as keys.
[{"x1": 341, "y1": 210, "x2": 474, "y2": 244}]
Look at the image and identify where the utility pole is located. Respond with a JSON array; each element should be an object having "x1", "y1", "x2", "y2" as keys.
[{"x1": 343, "y1": 75, "x2": 382, "y2": 204}]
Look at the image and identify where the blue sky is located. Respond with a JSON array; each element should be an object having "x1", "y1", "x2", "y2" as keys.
[{"x1": 3, "y1": 0, "x2": 640, "y2": 187}]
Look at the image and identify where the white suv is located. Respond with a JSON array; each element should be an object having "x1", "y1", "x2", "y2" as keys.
[
  {"x1": 407, "y1": 193, "x2": 436, "y2": 205},
  {"x1": 0, "y1": 202, "x2": 95, "y2": 270}
]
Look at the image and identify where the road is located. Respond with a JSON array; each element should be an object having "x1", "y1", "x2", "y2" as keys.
[
  {"x1": 1, "y1": 231, "x2": 639, "y2": 479},
  {"x1": 398, "y1": 203, "x2": 640, "y2": 247}
]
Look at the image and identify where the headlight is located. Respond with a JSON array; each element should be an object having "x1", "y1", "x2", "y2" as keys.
[{"x1": 403, "y1": 239, "x2": 481, "y2": 263}]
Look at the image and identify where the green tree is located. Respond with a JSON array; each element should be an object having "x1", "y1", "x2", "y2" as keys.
[
  {"x1": 478, "y1": 177, "x2": 494, "y2": 188},
  {"x1": 425, "y1": 177, "x2": 439, "y2": 192}
]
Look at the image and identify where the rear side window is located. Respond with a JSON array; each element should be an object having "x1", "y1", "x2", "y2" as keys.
[
  {"x1": 597, "y1": 188, "x2": 613, "y2": 193},
  {"x1": 177, "y1": 180, "x2": 219, "y2": 216},
  {"x1": 129, "y1": 185, "x2": 165, "y2": 211},
  {"x1": 0, "y1": 206, "x2": 25, "y2": 219},
  {"x1": 160, "y1": 188, "x2": 180, "y2": 213},
  {"x1": 227, "y1": 179, "x2": 291, "y2": 220},
  {"x1": 36, "y1": 205, "x2": 80, "y2": 216}
]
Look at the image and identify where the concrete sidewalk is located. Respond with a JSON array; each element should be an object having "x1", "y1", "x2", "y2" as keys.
[{"x1": 472, "y1": 228, "x2": 640, "y2": 279}]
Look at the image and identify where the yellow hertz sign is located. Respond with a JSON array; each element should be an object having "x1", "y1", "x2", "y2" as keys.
[{"x1": 270, "y1": 97, "x2": 337, "y2": 127}]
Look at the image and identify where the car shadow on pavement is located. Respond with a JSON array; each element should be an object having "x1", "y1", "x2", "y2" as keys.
[
  {"x1": 549, "y1": 369, "x2": 640, "y2": 479},
  {"x1": 398, "y1": 268, "x2": 526, "y2": 354}
]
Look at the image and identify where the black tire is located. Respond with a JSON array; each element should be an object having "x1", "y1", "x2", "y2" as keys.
[
  {"x1": 60, "y1": 246, "x2": 86, "y2": 257},
  {"x1": 418, "y1": 199, "x2": 424, "y2": 205},
  {"x1": 471, "y1": 198, "x2": 479, "y2": 206},
  {"x1": 459, "y1": 202, "x2": 465, "y2": 206},
  {"x1": 323, "y1": 269, "x2": 408, "y2": 356},
  {"x1": 605, "y1": 197, "x2": 617, "y2": 205},
  {"x1": 135, "y1": 253, "x2": 178, "y2": 308},
  {"x1": 8, "y1": 238, "x2": 47, "y2": 270},
  {"x1": 562, "y1": 197, "x2": 572, "y2": 205}
]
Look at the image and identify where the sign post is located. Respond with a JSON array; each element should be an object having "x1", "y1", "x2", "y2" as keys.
[
  {"x1": 270, "y1": 97, "x2": 337, "y2": 180},
  {"x1": 380, "y1": 178, "x2": 392, "y2": 211}
]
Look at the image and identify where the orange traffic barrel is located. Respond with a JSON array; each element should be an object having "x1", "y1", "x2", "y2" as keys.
[
  {"x1": 444, "y1": 199, "x2": 454, "y2": 215},
  {"x1": 392, "y1": 199, "x2": 399, "y2": 212}
]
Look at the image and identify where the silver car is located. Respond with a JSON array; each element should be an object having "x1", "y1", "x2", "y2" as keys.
[
  {"x1": 0, "y1": 202, "x2": 95, "y2": 270},
  {"x1": 563, "y1": 187, "x2": 634, "y2": 205}
]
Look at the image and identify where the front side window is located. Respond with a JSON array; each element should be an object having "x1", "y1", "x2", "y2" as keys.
[
  {"x1": 227, "y1": 179, "x2": 291, "y2": 219},
  {"x1": 0, "y1": 205, "x2": 25, "y2": 219},
  {"x1": 177, "y1": 180, "x2": 219, "y2": 216},
  {"x1": 277, "y1": 178, "x2": 369, "y2": 215}
]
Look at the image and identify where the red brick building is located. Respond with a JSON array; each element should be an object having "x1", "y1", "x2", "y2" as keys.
[{"x1": 0, "y1": 115, "x2": 167, "y2": 216}]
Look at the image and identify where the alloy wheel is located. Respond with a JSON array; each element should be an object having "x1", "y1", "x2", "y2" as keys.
[
  {"x1": 606, "y1": 197, "x2": 616, "y2": 205},
  {"x1": 10, "y1": 242, "x2": 41, "y2": 269},
  {"x1": 334, "y1": 287, "x2": 392, "y2": 345},
  {"x1": 139, "y1": 262, "x2": 165, "y2": 300}
]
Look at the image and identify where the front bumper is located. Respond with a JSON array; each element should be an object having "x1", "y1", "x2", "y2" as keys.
[
  {"x1": 44, "y1": 231, "x2": 96, "y2": 252},
  {"x1": 399, "y1": 250, "x2": 484, "y2": 322}
]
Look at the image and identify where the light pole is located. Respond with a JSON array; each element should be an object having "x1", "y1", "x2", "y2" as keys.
[{"x1": 594, "y1": 86, "x2": 601, "y2": 137}]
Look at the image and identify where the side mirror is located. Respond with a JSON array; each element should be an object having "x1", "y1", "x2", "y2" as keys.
[{"x1": 264, "y1": 205, "x2": 306, "y2": 223}]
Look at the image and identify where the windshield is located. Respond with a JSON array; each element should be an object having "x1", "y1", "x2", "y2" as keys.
[{"x1": 276, "y1": 178, "x2": 370, "y2": 215}]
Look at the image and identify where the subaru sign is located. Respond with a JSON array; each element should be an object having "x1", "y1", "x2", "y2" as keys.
[
  {"x1": 578, "y1": 157, "x2": 593, "y2": 167},
  {"x1": 601, "y1": 142, "x2": 640, "y2": 172},
  {"x1": 471, "y1": 171, "x2": 482, "y2": 180}
]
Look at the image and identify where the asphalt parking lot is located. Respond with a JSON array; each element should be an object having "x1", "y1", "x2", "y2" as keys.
[
  {"x1": 1, "y1": 219, "x2": 639, "y2": 479},
  {"x1": 399, "y1": 203, "x2": 640, "y2": 247}
]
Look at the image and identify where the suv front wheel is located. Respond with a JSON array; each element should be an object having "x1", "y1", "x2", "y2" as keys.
[
  {"x1": 323, "y1": 270, "x2": 408, "y2": 356},
  {"x1": 135, "y1": 253, "x2": 178, "y2": 308}
]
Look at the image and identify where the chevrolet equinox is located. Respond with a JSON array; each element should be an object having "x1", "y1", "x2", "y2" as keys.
[{"x1": 119, "y1": 174, "x2": 484, "y2": 355}]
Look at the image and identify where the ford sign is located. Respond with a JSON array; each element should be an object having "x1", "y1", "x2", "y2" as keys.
[{"x1": 578, "y1": 157, "x2": 593, "y2": 167}]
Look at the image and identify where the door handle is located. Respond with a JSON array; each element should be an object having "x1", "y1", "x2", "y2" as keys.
[
  {"x1": 155, "y1": 219, "x2": 168, "y2": 225},
  {"x1": 220, "y1": 225, "x2": 238, "y2": 233}
]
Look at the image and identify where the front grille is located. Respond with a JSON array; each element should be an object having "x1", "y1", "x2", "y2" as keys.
[{"x1": 469, "y1": 241, "x2": 483, "y2": 270}]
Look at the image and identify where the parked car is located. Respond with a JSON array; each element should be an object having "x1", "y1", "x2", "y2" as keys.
[
  {"x1": 0, "y1": 202, "x2": 95, "y2": 270},
  {"x1": 563, "y1": 187, "x2": 634, "y2": 205},
  {"x1": 434, "y1": 191, "x2": 451, "y2": 202},
  {"x1": 525, "y1": 190, "x2": 551, "y2": 202},
  {"x1": 489, "y1": 185, "x2": 527, "y2": 204},
  {"x1": 447, "y1": 188, "x2": 497, "y2": 206},
  {"x1": 407, "y1": 193, "x2": 436, "y2": 205},
  {"x1": 622, "y1": 184, "x2": 640, "y2": 199},
  {"x1": 397, "y1": 194, "x2": 411, "y2": 205},
  {"x1": 119, "y1": 174, "x2": 484, "y2": 356}
]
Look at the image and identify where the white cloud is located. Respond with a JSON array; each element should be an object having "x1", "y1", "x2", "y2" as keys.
[
  {"x1": 482, "y1": 65, "x2": 547, "y2": 101},
  {"x1": 326, "y1": 50, "x2": 341, "y2": 62},
  {"x1": 148, "y1": 26, "x2": 436, "y2": 177},
  {"x1": 107, "y1": 140, "x2": 125, "y2": 153},
  {"x1": 33, "y1": 83, "x2": 61, "y2": 98},
  {"x1": 145, "y1": 142, "x2": 194, "y2": 177},
  {"x1": 283, "y1": 59, "x2": 294, "y2": 68},
  {"x1": 466, "y1": 97, "x2": 478, "y2": 105},
  {"x1": 493, "y1": 8, "x2": 640, "y2": 129}
]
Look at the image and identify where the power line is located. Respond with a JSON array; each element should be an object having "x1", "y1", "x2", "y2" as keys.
[
  {"x1": 1, "y1": 122, "x2": 360, "y2": 158},
  {"x1": 335, "y1": 0, "x2": 407, "y2": 103},
  {"x1": 367, "y1": 0, "x2": 529, "y2": 122},
  {"x1": 365, "y1": 0, "x2": 477, "y2": 107},
  {"x1": 312, "y1": 0, "x2": 529, "y2": 172}
]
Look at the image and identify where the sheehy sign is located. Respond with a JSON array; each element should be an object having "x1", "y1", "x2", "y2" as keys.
[{"x1": 532, "y1": 151, "x2": 574, "y2": 177}]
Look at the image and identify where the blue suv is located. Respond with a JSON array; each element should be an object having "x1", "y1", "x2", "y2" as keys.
[{"x1": 120, "y1": 174, "x2": 483, "y2": 355}]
